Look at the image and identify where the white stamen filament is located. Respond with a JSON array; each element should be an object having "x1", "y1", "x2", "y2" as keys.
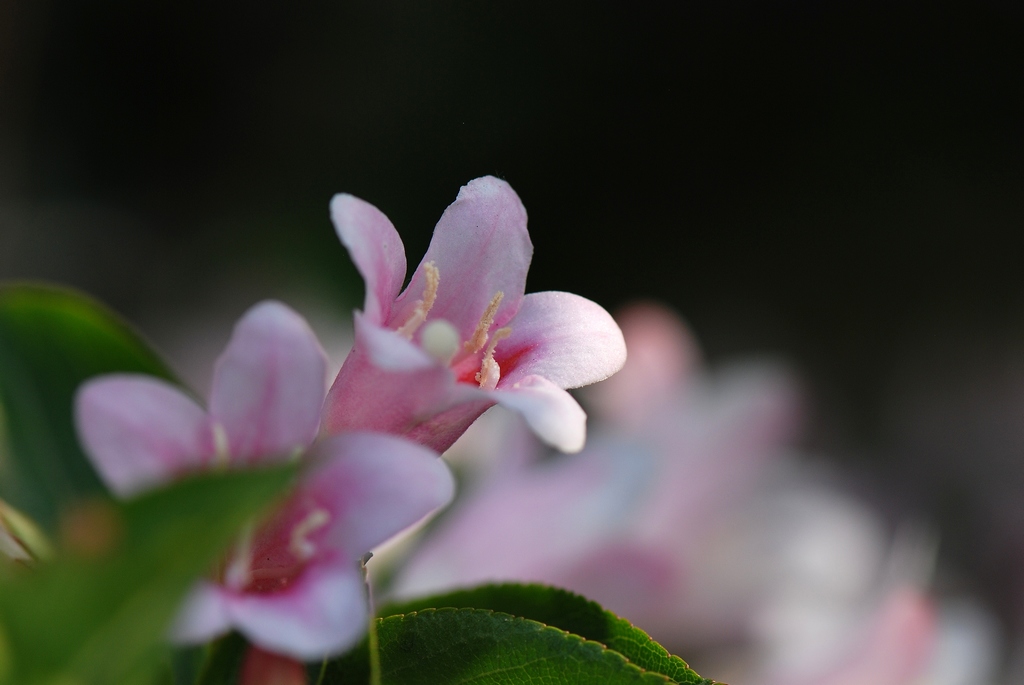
[
  {"x1": 465, "y1": 291, "x2": 504, "y2": 354},
  {"x1": 211, "y1": 422, "x2": 230, "y2": 469},
  {"x1": 421, "y1": 319, "x2": 460, "y2": 365},
  {"x1": 397, "y1": 262, "x2": 440, "y2": 339},
  {"x1": 289, "y1": 508, "x2": 331, "y2": 561},
  {"x1": 224, "y1": 521, "x2": 255, "y2": 590},
  {"x1": 475, "y1": 326, "x2": 511, "y2": 389}
]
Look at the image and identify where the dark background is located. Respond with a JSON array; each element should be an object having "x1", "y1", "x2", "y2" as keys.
[{"x1": 3, "y1": 0, "x2": 1024, "y2": 639}]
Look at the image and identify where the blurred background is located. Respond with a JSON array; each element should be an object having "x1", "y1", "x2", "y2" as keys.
[{"x1": 2, "y1": 0, "x2": 1024, "y2": 680}]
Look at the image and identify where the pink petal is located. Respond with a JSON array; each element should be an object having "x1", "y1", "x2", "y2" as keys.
[
  {"x1": 779, "y1": 587, "x2": 937, "y2": 685},
  {"x1": 387, "y1": 176, "x2": 532, "y2": 340},
  {"x1": 321, "y1": 318, "x2": 474, "y2": 450},
  {"x1": 74, "y1": 375, "x2": 208, "y2": 497},
  {"x1": 398, "y1": 394, "x2": 496, "y2": 454},
  {"x1": 351, "y1": 311, "x2": 437, "y2": 372},
  {"x1": 302, "y1": 433, "x2": 455, "y2": 555},
  {"x1": 226, "y1": 558, "x2": 368, "y2": 660},
  {"x1": 393, "y1": 450, "x2": 614, "y2": 598},
  {"x1": 585, "y1": 302, "x2": 699, "y2": 427},
  {"x1": 491, "y1": 375, "x2": 587, "y2": 453},
  {"x1": 497, "y1": 291, "x2": 627, "y2": 390},
  {"x1": 209, "y1": 301, "x2": 327, "y2": 463},
  {"x1": 638, "y1": 363, "x2": 802, "y2": 544},
  {"x1": 169, "y1": 580, "x2": 232, "y2": 644},
  {"x1": 330, "y1": 194, "x2": 408, "y2": 326},
  {"x1": 558, "y1": 543, "x2": 681, "y2": 627}
]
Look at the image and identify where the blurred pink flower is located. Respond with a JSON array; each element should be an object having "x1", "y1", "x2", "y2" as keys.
[
  {"x1": 77, "y1": 301, "x2": 327, "y2": 496},
  {"x1": 391, "y1": 303, "x2": 802, "y2": 645},
  {"x1": 75, "y1": 301, "x2": 454, "y2": 659},
  {"x1": 391, "y1": 302, "x2": 986, "y2": 684},
  {"x1": 736, "y1": 488, "x2": 943, "y2": 685},
  {"x1": 321, "y1": 176, "x2": 627, "y2": 454},
  {"x1": 757, "y1": 585, "x2": 937, "y2": 685}
]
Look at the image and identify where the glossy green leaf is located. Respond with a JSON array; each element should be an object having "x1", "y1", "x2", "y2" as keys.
[
  {"x1": 0, "y1": 284, "x2": 179, "y2": 529},
  {"x1": 0, "y1": 465, "x2": 294, "y2": 685},
  {"x1": 380, "y1": 584, "x2": 716, "y2": 685},
  {"x1": 324, "y1": 608, "x2": 678, "y2": 685}
]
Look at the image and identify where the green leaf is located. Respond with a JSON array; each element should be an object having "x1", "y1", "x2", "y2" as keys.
[
  {"x1": 0, "y1": 283, "x2": 179, "y2": 530},
  {"x1": 326, "y1": 608, "x2": 678, "y2": 685},
  {"x1": 380, "y1": 584, "x2": 716, "y2": 685},
  {"x1": 0, "y1": 465, "x2": 294, "y2": 685}
]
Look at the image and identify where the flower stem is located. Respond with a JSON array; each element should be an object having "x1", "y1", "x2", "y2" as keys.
[
  {"x1": 368, "y1": 617, "x2": 382, "y2": 685},
  {"x1": 362, "y1": 553, "x2": 382, "y2": 685},
  {"x1": 313, "y1": 658, "x2": 327, "y2": 685}
]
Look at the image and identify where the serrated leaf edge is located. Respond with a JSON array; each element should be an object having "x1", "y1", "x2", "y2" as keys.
[
  {"x1": 378, "y1": 583, "x2": 715, "y2": 685},
  {"x1": 379, "y1": 608, "x2": 678, "y2": 684}
]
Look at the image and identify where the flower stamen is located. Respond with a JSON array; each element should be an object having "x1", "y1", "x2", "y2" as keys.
[
  {"x1": 397, "y1": 262, "x2": 440, "y2": 339},
  {"x1": 421, "y1": 319, "x2": 460, "y2": 366},
  {"x1": 475, "y1": 326, "x2": 511, "y2": 390},
  {"x1": 211, "y1": 422, "x2": 231, "y2": 469},
  {"x1": 289, "y1": 508, "x2": 331, "y2": 561},
  {"x1": 465, "y1": 291, "x2": 504, "y2": 354},
  {"x1": 224, "y1": 521, "x2": 255, "y2": 591}
]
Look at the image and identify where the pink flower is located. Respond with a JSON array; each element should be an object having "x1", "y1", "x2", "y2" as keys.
[
  {"x1": 390, "y1": 303, "x2": 802, "y2": 647},
  {"x1": 321, "y1": 176, "x2": 627, "y2": 454},
  {"x1": 75, "y1": 301, "x2": 454, "y2": 659},
  {"x1": 755, "y1": 585, "x2": 937, "y2": 685}
]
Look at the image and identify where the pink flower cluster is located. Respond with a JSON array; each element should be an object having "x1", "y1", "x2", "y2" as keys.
[
  {"x1": 73, "y1": 177, "x2": 626, "y2": 660},
  {"x1": 390, "y1": 303, "x2": 951, "y2": 685}
]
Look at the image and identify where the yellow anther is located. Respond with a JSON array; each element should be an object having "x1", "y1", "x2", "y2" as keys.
[
  {"x1": 289, "y1": 508, "x2": 331, "y2": 561},
  {"x1": 397, "y1": 262, "x2": 440, "y2": 339},
  {"x1": 475, "y1": 326, "x2": 511, "y2": 389},
  {"x1": 465, "y1": 291, "x2": 504, "y2": 354}
]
